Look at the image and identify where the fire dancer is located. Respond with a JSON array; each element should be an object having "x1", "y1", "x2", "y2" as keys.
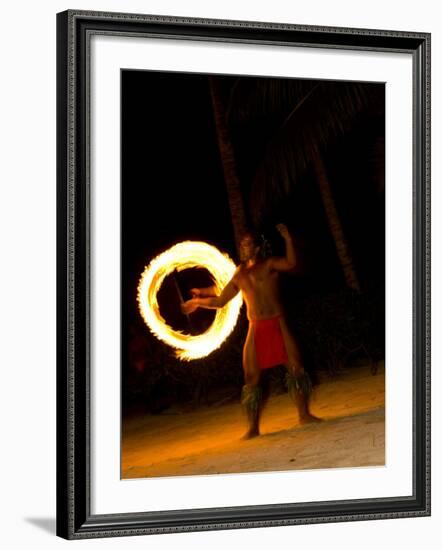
[{"x1": 182, "y1": 223, "x2": 321, "y2": 439}]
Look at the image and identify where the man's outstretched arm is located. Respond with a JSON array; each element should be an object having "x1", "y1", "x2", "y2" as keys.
[
  {"x1": 182, "y1": 277, "x2": 239, "y2": 314},
  {"x1": 190, "y1": 285, "x2": 218, "y2": 298},
  {"x1": 268, "y1": 223, "x2": 297, "y2": 272}
]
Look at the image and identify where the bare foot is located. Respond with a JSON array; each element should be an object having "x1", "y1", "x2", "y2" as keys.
[
  {"x1": 240, "y1": 429, "x2": 260, "y2": 440},
  {"x1": 298, "y1": 414, "x2": 323, "y2": 425}
]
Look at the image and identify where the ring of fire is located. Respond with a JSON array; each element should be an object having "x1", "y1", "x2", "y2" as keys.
[{"x1": 137, "y1": 241, "x2": 243, "y2": 361}]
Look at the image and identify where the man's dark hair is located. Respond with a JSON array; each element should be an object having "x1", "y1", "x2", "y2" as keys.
[{"x1": 239, "y1": 228, "x2": 274, "y2": 259}]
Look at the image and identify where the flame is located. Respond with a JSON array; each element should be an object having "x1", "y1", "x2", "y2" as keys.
[{"x1": 137, "y1": 241, "x2": 243, "y2": 361}]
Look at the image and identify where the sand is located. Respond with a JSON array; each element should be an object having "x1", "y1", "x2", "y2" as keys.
[{"x1": 122, "y1": 363, "x2": 385, "y2": 479}]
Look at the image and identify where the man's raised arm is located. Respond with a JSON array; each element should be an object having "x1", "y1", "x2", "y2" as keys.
[{"x1": 268, "y1": 223, "x2": 297, "y2": 272}]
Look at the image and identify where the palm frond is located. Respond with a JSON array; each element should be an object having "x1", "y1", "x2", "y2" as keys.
[
  {"x1": 249, "y1": 81, "x2": 381, "y2": 226},
  {"x1": 226, "y1": 77, "x2": 317, "y2": 126}
]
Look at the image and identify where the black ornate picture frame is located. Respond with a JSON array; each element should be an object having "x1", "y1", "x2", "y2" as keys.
[{"x1": 56, "y1": 9, "x2": 430, "y2": 540}]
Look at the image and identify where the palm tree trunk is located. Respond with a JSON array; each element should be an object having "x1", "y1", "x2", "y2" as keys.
[
  {"x1": 208, "y1": 76, "x2": 247, "y2": 256},
  {"x1": 313, "y1": 151, "x2": 360, "y2": 292}
]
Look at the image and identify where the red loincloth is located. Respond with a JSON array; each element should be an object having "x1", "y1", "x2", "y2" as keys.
[{"x1": 250, "y1": 315, "x2": 288, "y2": 369}]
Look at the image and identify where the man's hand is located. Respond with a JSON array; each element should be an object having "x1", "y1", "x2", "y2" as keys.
[
  {"x1": 269, "y1": 223, "x2": 297, "y2": 272},
  {"x1": 181, "y1": 299, "x2": 199, "y2": 315},
  {"x1": 276, "y1": 223, "x2": 290, "y2": 239}
]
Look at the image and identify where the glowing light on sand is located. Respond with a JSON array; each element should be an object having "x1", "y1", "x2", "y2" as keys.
[{"x1": 137, "y1": 241, "x2": 243, "y2": 361}]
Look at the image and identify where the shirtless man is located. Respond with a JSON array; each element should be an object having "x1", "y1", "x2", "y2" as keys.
[{"x1": 182, "y1": 224, "x2": 320, "y2": 439}]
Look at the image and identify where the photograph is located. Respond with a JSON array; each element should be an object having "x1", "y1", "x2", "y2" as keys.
[{"x1": 121, "y1": 70, "x2": 386, "y2": 480}]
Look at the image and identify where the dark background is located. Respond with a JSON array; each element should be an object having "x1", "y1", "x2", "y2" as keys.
[{"x1": 121, "y1": 70, "x2": 385, "y2": 417}]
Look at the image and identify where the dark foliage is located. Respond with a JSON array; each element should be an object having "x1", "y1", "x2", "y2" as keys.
[
  {"x1": 282, "y1": 279, "x2": 385, "y2": 377},
  {"x1": 123, "y1": 312, "x2": 248, "y2": 415},
  {"x1": 123, "y1": 280, "x2": 384, "y2": 413}
]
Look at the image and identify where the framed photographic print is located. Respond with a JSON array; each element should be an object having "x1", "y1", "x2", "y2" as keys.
[{"x1": 56, "y1": 10, "x2": 431, "y2": 539}]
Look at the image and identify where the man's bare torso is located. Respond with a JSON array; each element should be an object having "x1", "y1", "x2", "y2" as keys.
[{"x1": 234, "y1": 260, "x2": 283, "y2": 321}]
